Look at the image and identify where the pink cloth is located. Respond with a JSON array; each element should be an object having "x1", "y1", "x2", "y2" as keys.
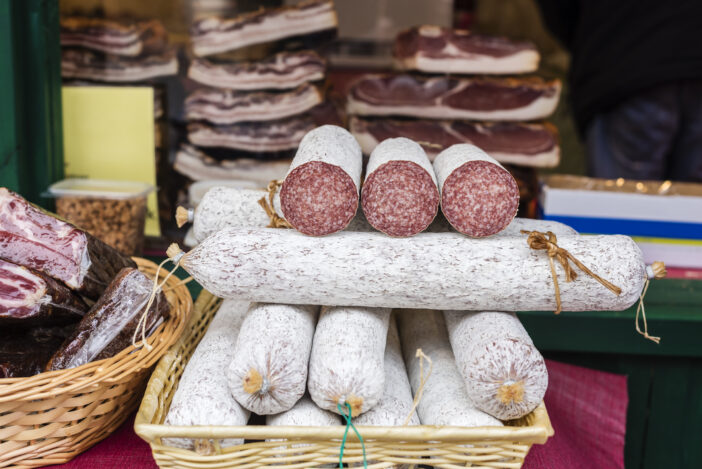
[{"x1": 46, "y1": 359, "x2": 627, "y2": 469}]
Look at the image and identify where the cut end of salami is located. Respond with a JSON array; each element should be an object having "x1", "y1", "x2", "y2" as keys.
[
  {"x1": 362, "y1": 160, "x2": 439, "y2": 237},
  {"x1": 281, "y1": 161, "x2": 359, "y2": 236},
  {"x1": 442, "y1": 160, "x2": 519, "y2": 237}
]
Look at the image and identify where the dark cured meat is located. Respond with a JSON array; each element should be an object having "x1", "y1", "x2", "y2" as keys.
[
  {"x1": 0, "y1": 188, "x2": 136, "y2": 300},
  {"x1": 60, "y1": 18, "x2": 170, "y2": 57},
  {"x1": 61, "y1": 47, "x2": 178, "y2": 82},
  {"x1": 46, "y1": 268, "x2": 170, "y2": 371},
  {"x1": 348, "y1": 117, "x2": 560, "y2": 168},
  {"x1": 346, "y1": 74, "x2": 561, "y2": 121},
  {"x1": 393, "y1": 25, "x2": 539, "y2": 74},
  {"x1": 0, "y1": 326, "x2": 74, "y2": 378},
  {"x1": 0, "y1": 258, "x2": 87, "y2": 326}
]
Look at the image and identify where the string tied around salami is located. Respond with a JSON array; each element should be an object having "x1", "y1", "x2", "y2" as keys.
[
  {"x1": 635, "y1": 261, "x2": 666, "y2": 344},
  {"x1": 521, "y1": 230, "x2": 622, "y2": 315},
  {"x1": 258, "y1": 180, "x2": 293, "y2": 229},
  {"x1": 337, "y1": 402, "x2": 368, "y2": 469},
  {"x1": 403, "y1": 348, "x2": 433, "y2": 426}
]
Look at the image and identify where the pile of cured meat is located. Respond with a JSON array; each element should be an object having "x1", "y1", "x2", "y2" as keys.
[
  {"x1": 0, "y1": 189, "x2": 170, "y2": 378},
  {"x1": 168, "y1": 125, "x2": 650, "y2": 446},
  {"x1": 347, "y1": 25, "x2": 562, "y2": 216},
  {"x1": 174, "y1": 0, "x2": 340, "y2": 185}
]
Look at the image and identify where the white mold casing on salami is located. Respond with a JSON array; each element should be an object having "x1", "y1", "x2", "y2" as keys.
[
  {"x1": 180, "y1": 228, "x2": 644, "y2": 312},
  {"x1": 362, "y1": 137, "x2": 439, "y2": 237},
  {"x1": 164, "y1": 299, "x2": 250, "y2": 449},
  {"x1": 266, "y1": 395, "x2": 340, "y2": 426},
  {"x1": 353, "y1": 317, "x2": 419, "y2": 426},
  {"x1": 444, "y1": 311, "x2": 548, "y2": 420},
  {"x1": 280, "y1": 125, "x2": 363, "y2": 236},
  {"x1": 308, "y1": 306, "x2": 391, "y2": 417},
  {"x1": 433, "y1": 144, "x2": 519, "y2": 237},
  {"x1": 397, "y1": 309, "x2": 502, "y2": 427},
  {"x1": 228, "y1": 303, "x2": 318, "y2": 415}
]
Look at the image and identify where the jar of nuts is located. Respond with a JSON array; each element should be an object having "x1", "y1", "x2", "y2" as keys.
[{"x1": 48, "y1": 179, "x2": 155, "y2": 256}]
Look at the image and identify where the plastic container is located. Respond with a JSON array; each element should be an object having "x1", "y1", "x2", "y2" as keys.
[{"x1": 48, "y1": 179, "x2": 154, "y2": 256}]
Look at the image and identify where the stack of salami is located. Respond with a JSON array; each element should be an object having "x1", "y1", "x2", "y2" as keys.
[
  {"x1": 174, "y1": 0, "x2": 340, "y2": 185},
  {"x1": 345, "y1": 25, "x2": 563, "y2": 215},
  {"x1": 0, "y1": 189, "x2": 170, "y2": 378},
  {"x1": 167, "y1": 126, "x2": 650, "y2": 458}
]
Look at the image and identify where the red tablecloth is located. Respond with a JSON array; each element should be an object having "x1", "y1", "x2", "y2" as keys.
[{"x1": 46, "y1": 359, "x2": 627, "y2": 469}]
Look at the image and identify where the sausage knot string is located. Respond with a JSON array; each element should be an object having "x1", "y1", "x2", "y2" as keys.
[
  {"x1": 337, "y1": 402, "x2": 367, "y2": 469},
  {"x1": 635, "y1": 261, "x2": 666, "y2": 344},
  {"x1": 258, "y1": 180, "x2": 293, "y2": 229},
  {"x1": 522, "y1": 230, "x2": 622, "y2": 314}
]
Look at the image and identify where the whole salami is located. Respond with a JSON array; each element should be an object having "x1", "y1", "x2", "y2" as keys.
[
  {"x1": 308, "y1": 306, "x2": 391, "y2": 417},
  {"x1": 444, "y1": 311, "x2": 548, "y2": 420},
  {"x1": 432, "y1": 144, "x2": 520, "y2": 237},
  {"x1": 361, "y1": 138, "x2": 439, "y2": 237},
  {"x1": 279, "y1": 125, "x2": 363, "y2": 236},
  {"x1": 227, "y1": 303, "x2": 318, "y2": 415},
  {"x1": 174, "y1": 228, "x2": 646, "y2": 312},
  {"x1": 1, "y1": 258, "x2": 87, "y2": 326},
  {"x1": 165, "y1": 299, "x2": 250, "y2": 449},
  {"x1": 397, "y1": 309, "x2": 502, "y2": 427},
  {"x1": 353, "y1": 316, "x2": 419, "y2": 426},
  {"x1": 266, "y1": 394, "x2": 340, "y2": 427},
  {"x1": 0, "y1": 188, "x2": 136, "y2": 299}
]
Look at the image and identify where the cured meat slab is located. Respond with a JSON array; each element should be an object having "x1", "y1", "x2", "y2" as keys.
[
  {"x1": 191, "y1": 0, "x2": 338, "y2": 56},
  {"x1": 60, "y1": 18, "x2": 168, "y2": 57},
  {"x1": 185, "y1": 84, "x2": 322, "y2": 124},
  {"x1": 0, "y1": 188, "x2": 136, "y2": 300},
  {"x1": 394, "y1": 25, "x2": 539, "y2": 74},
  {"x1": 174, "y1": 144, "x2": 291, "y2": 183},
  {"x1": 0, "y1": 326, "x2": 74, "y2": 378},
  {"x1": 347, "y1": 74, "x2": 561, "y2": 121},
  {"x1": 188, "y1": 116, "x2": 315, "y2": 152},
  {"x1": 0, "y1": 258, "x2": 87, "y2": 326},
  {"x1": 61, "y1": 48, "x2": 178, "y2": 82},
  {"x1": 188, "y1": 50, "x2": 325, "y2": 90},
  {"x1": 178, "y1": 228, "x2": 646, "y2": 312},
  {"x1": 349, "y1": 117, "x2": 560, "y2": 168}
]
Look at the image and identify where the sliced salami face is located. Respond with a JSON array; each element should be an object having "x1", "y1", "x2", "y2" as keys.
[
  {"x1": 361, "y1": 138, "x2": 439, "y2": 237},
  {"x1": 280, "y1": 125, "x2": 362, "y2": 236},
  {"x1": 393, "y1": 25, "x2": 539, "y2": 74},
  {"x1": 434, "y1": 144, "x2": 519, "y2": 237}
]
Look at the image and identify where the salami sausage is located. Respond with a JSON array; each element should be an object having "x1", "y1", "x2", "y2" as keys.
[
  {"x1": 227, "y1": 303, "x2": 318, "y2": 415},
  {"x1": 353, "y1": 316, "x2": 419, "y2": 426},
  {"x1": 175, "y1": 228, "x2": 645, "y2": 312},
  {"x1": 397, "y1": 309, "x2": 502, "y2": 427},
  {"x1": 0, "y1": 188, "x2": 136, "y2": 299},
  {"x1": 46, "y1": 268, "x2": 169, "y2": 370},
  {"x1": 432, "y1": 144, "x2": 519, "y2": 237},
  {"x1": 266, "y1": 394, "x2": 340, "y2": 427},
  {"x1": 165, "y1": 299, "x2": 250, "y2": 449},
  {"x1": 279, "y1": 125, "x2": 363, "y2": 236},
  {"x1": 444, "y1": 311, "x2": 548, "y2": 420},
  {"x1": 361, "y1": 138, "x2": 439, "y2": 237},
  {"x1": 0, "y1": 258, "x2": 87, "y2": 326},
  {"x1": 308, "y1": 306, "x2": 391, "y2": 417}
]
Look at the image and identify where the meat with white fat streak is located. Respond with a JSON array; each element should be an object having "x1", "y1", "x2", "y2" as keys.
[
  {"x1": 444, "y1": 311, "x2": 548, "y2": 420},
  {"x1": 353, "y1": 316, "x2": 419, "y2": 426},
  {"x1": 397, "y1": 309, "x2": 502, "y2": 427},
  {"x1": 164, "y1": 300, "x2": 250, "y2": 449},
  {"x1": 308, "y1": 306, "x2": 390, "y2": 417},
  {"x1": 174, "y1": 144, "x2": 290, "y2": 183},
  {"x1": 228, "y1": 303, "x2": 318, "y2": 415},
  {"x1": 178, "y1": 228, "x2": 642, "y2": 312}
]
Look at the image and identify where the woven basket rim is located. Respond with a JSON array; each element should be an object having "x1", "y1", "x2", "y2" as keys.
[{"x1": 0, "y1": 257, "x2": 193, "y2": 402}]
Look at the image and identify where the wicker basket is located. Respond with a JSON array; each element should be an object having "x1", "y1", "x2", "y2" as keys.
[
  {"x1": 0, "y1": 258, "x2": 192, "y2": 469},
  {"x1": 135, "y1": 291, "x2": 554, "y2": 469}
]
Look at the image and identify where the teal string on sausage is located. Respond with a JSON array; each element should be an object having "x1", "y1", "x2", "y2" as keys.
[{"x1": 338, "y1": 402, "x2": 367, "y2": 469}]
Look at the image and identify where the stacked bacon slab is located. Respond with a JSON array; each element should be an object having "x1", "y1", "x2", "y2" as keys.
[{"x1": 176, "y1": 0, "x2": 340, "y2": 183}]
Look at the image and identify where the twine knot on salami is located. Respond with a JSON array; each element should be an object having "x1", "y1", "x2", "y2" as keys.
[
  {"x1": 522, "y1": 230, "x2": 622, "y2": 314},
  {"x1": 337, "y1": 402, "x2": 367, "y2": 469},
  {"x1": 636, "y1": 261, "x2": 666, "y2": 344},
  {"x1": 258, "y1": 180, "x2": 293, "y2": 229},
  {"x1": 403, "y1": 348, "x2": 432, "y2": 426}
]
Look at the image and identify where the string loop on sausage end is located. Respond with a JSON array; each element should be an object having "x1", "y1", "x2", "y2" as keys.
[
  {"x1": 258, "y1": 179, "x2": 293, "y2": 229},
  {"x1": 337, "y1": 402, "x2": 368, "y2": 469},
  {"x1": 403, "y1": 348, "x2": 433, "y2": 426},
  {"x1": 636, "y1": 262, "x2": 666, "y2": 344}
]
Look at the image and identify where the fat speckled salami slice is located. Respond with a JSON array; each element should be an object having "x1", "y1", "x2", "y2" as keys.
[
  {"x1": 362, "y1": 138, "x2": 439, "y2": 237},
  {"x1": 308, "y1": 306, "x2": 391, "y2": 417},
  {"x1": 176, "y1": 228, "x2": 645, "y2": 312},
  {"x1": 444, "y1": 311, "x2": 547, "y2": 420},
  {"x1": 433, "y1": 144, "x2": 519, "y2": 237},
  {"x1": 397, "y1": 309, "x2": 502, "y2": 427},
  {"x1": 280, "y1": 125, "x2": 363, "y2": 236},
  {"x1": 228, "y1": 303, "x2": 318, "y2": 415}
]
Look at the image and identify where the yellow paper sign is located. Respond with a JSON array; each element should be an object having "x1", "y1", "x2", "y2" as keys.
[{"x1": 62, "y1": 86, "x2": 161, "y2": 236}]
